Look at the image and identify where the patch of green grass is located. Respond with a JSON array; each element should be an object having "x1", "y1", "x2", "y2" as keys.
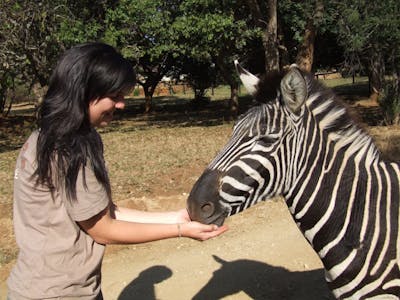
[
  {"x1": 320, "y1": 76, "x2": 369, "y2": 88},
  {"x1": 326, "y1": 77, "x2": 370, "y2": 100}
]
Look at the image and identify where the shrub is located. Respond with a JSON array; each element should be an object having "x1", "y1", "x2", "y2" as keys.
[{"x1": 379, "y1": 80, "x2": 400, "y2": 125}]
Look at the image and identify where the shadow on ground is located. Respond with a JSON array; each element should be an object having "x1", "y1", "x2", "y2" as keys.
[
  {"x1": 117, "y1": 265, "x2": 173, "y2": 300},
  {"x1": 118, "y1": 256, "x2": 334, "y2": 300}
]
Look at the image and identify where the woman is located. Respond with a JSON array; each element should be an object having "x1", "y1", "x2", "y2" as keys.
[{"x1": 7, "y1": 42, "x2": 227, "y2": 300}]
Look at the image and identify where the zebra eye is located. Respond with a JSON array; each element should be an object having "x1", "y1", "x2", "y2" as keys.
[
  {"x1": 257, "y1": 131, "x2": 281, "y2": 143},
  {"x1": 257, "y1": 135, "x2": 278, "y2": 144}
]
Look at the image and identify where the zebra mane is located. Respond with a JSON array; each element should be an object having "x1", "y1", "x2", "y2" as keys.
[
  {"x1": 302, "y1": 73, "x2": 376, "y2": 150},
  {"x1": 253, "y1": 71, "x2": 285, "y2": 103},
  {"x1": 233, "y1": 104, "x2": 270, "y2": 138}
]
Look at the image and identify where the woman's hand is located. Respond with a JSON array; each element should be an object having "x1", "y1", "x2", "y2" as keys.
[{"x1": 179, "y1": 221, "x2": 228, "y2": 241}]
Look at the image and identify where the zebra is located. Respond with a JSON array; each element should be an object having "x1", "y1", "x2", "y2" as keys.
[{"x1": 187, "y1": 61, "x2": 400, "y2": 299}]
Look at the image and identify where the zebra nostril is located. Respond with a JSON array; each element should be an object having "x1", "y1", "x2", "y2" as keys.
[{"x1": 201, "y1": 203, "x2": 214, "y2": 216}]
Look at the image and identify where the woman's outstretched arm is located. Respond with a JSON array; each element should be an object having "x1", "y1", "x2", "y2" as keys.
[
  {"x1": 110, "y1": 203, "x2": 190, "y2": 224},
  {"x1": 78, "y1": 204, "x2": 228, "y2": 244}
]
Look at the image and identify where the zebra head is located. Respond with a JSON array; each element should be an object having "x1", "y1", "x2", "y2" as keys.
[{"x1": 187, "y1": 62, "x2": 311, "y2": 225}]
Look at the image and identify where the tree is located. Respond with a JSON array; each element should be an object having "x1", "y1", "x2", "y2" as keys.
[
  {"x1": 105, "y1": 0, "x2": 182, "y2": 113},
  {"x1": 173, "y1": 0, "x2": 260, "y2": 117},
  {"x1": 244, "y1": 0, "x2": 328, "y2": 73},
  {"x1": 0, "y1": 0, "x2": 65, "y2": 114},
  {"x1": 0, "y1": 0, "x2": 109, "y2": 114},
  {"x1": 335, "y1": 0, "x2": 400, "y2": 103},
  {"x1": 57, "y1": 0, "x2": 117, "y2": 47},
  {"x1": 277, "y1": 0, "x2": 343, "y2": 73}
]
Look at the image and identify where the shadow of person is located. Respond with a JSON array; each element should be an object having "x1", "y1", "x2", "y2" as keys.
[
  {"x1": 117, "y1": 265, "x2": 172, "y2": 300},
  {"x1": 192, "y1": 255, "x2": 335, "y2": 300}
]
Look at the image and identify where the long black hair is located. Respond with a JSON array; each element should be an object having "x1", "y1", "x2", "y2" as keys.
[{"x1": 35, "y1": 42, "x2": 136, "y2": 201}]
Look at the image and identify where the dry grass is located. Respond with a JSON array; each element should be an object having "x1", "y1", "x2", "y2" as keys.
[{"x1": 102, "y1": 125, "x2": 232, "y2": 201}]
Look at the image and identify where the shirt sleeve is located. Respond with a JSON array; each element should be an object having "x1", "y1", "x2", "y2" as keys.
[{"x1": 65, "y1": 166, "x2": 110, "y2": 222}]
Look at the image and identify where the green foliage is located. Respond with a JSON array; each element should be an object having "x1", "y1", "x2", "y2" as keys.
[
  {"x1": 0, "y1": 1, "x2": 61, "y2": 82},
  {"x1": 336, "y1": 0, "x2": 400, "y2": 68},
  {"x1": 279, "y1": 1, "x2": 309, "y2": 43},
  {"x1": 105, "y1": 0, "x2": 180, "y2": 63},
  {"x1": 103, "y1": 0, "x2": 261, "y2": 105},
  {"x1": 57, "y1": 0, "x2": 115, "y2": 46},
  {"x1": 379, "y1": 80, "x2": 400, "y2": 125},
  {"x1": 174, "y1": 0, "x2": 259, "y2": 61},
  {"x1": 0, "y1": 1, "x2": 65, "y2": 113},
  {"x1": 104, "y1": 0, "x2": 183, "y2": 105},
  {"x1": 57, "y1": 20, "x2": 102, "y2": 45},
  {"x1": 278, "y1": 0, "x2": 341, "y2": 67}
]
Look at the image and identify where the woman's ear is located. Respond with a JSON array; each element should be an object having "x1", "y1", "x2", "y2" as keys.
[{"x1": 280, "y1": 66, "x2": 308, "y2": 114}]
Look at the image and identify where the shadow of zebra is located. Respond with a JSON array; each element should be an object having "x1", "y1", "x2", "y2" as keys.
[{"x1": 192, "y1": 255, "x2": 334, "y2": 300}]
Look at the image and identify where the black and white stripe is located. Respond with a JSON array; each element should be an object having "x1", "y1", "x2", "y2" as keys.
[{"x1": 201, "y1": 67, "x2": 400, "y2": 298}]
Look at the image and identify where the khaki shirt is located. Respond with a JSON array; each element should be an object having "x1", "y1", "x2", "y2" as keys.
[{"x1": 7, "y1": 131, "x2": 109, "y2": 299}]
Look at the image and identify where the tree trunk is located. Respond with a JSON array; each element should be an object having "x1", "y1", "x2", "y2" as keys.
[
  {"x1": 264, "y1": 0, "x2": 279, "y2": 73},
  {"x1": 246, "y1": 0, "x2": 280, "y2": 73},
  {"x1": 0, "y1": 85, "x2": 7, "y2": 115},
  {"x1": 143, "y1": 84, "x2": 156, "y2": 113},
  {"x1": 368, "y1": 49, "x2": 385, "y2": 103},
  {"x1": 295, "y1": 0, "x2": 324, "y2": 72},
  {"x1": 216, "y1": 55, "x2": 239, "y2": 119},
  {"x1": 0, "y1": 72, "x2": 15, "y2": 117},
  {"x1": 295, "y1": 20, "x2": 316, "y2": 72},
  {"x1": 31, "y1": 82, "x2": 47, "y2": 107},
  {"x1": 229, "y1": 83, "x2": 239, "y2": 119},
  {"x1": 277, "y1": 20, "x2": 290, "y2": 69},
  {"x1": 144, "y1": 93, "x2": 152, "y2": 114},
  {"x1": 140, "y1": 76, "x2": 162, "y2": 114}
]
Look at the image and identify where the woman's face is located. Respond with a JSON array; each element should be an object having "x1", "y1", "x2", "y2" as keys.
[{"x1": 88, "y1": 93, "x2": 126, "y2": 127}]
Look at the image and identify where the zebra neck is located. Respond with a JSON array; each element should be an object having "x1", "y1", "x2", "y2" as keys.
[{"x1": 283, "y1": 136, "x2": 400, "y2": 294}]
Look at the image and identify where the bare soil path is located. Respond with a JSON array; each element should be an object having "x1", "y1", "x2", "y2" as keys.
[
  {"x1": 0, "y1": 195, "x2": 335, "y2": 300},
  {"x1": 100, "y1": 195, "x2": 334, "y2": 300}
]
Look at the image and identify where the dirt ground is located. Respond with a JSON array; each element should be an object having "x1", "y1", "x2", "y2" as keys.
[
  {"x1": 0, "y1": 194, "x2": 335, "y2": 300},
  {"x1": 101, "y1": 196, "x2": 335, "y2": 300}
]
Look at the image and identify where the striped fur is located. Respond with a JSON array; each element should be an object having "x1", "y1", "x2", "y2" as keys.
[{"x1": 193, "y1": 70, "x2": 400, "y2": 298}]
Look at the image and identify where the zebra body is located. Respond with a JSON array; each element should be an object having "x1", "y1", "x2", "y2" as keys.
[{"x1": 187, "y1": 63, "x2": 400, "y2": 299}]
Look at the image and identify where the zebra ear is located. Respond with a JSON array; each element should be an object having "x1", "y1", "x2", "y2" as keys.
[
  {"x1": 234, "y1": 60, "x2": 260, "y2": 96},
  {"x1": 280, "y1": 65, "x2": 308, "y2": 113}
]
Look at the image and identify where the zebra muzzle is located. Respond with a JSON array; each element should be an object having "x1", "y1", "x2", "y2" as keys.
[{"x1": 187, "y1": 169, "x2": 227, "y2": 226}]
